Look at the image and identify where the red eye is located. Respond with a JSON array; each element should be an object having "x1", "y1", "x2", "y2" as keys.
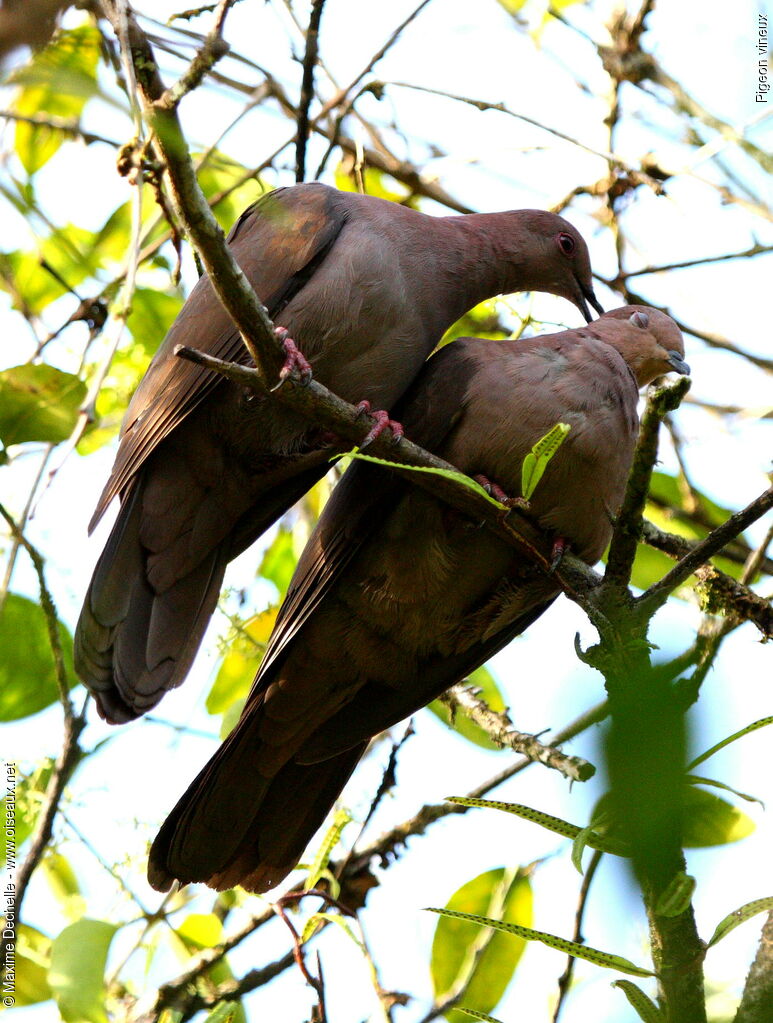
[{"x1": 557, "y1": 232, "x2": 576, "y2": 256}]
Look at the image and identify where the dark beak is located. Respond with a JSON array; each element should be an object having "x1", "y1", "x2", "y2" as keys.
[
  {"x1": 577, "y1": 281, "x2": 604, "y2": 323},
  {"x1": 667, "y1": 350, "x2": 691, "y2": 376}
]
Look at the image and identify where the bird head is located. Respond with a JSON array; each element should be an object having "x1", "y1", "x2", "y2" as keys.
[
  {"x1": 514, "y1": 212, "x2": 604, "y2": 323},
  {"x1": 596, "y1": 305, "x2": 690, "y2": 387}
]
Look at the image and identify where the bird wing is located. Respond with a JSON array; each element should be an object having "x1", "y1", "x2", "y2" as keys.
[
  {"x1": 89, "y1": 184, "x2": 349, "y2": 529},
  {"x1": 247, "y1": 339, "x2": 481, "y2": 695},
  {"x1": 297, "y1": 597, "x2": 556, "y2": 764}
]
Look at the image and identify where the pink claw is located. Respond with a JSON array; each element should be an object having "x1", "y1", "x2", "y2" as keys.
[
  {"x1": 473, "y1": 474, "x2": 513, "y2": 505},
  {"x1": 273, "y1": 326, "x2": 312, "y2": 389},
  {"x1": 356, "y1": 401, "x2": 404, "y2": 447},
  {"x1": 550, "y1": 536, "x2": 569, "y2": 572}
]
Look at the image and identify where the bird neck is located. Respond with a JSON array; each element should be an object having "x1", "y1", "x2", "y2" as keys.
[{"x1": 440, "y1": 211, "x2": 542, "y2": 311}]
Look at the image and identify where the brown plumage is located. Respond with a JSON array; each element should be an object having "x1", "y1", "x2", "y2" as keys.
[
  {"x1": 147, "y1": 305, "x2": 689, "y2": 895},
  {"x1": 74, "y1": 182, "x2": 603, "y2": 724}
]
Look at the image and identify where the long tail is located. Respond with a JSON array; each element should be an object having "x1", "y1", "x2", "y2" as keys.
[
  {"x1": 149, "y1": 699, "x2": 366, "y2": 892},
  {"x1": 75, "y1": 460, "x2": 332, "y2": 724},
  {"x1": 74, "y1": 483, "x2": 228, "y2": 723}
]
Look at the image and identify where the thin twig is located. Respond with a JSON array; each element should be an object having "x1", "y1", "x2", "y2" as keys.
[
  {"x1": 552, "y1": 850, "x2": 603, "y2": 1023},
  {"x1": 637, "y1": 487, "x2": 773, "y2": 617},
  {"x1": 295, "y1": 0, "x2": 325, "y2": 183},
  {"x1": 603, "y1": 375, "x2": 691, "y2": 590},
  {"x1": 441, "y1": 683, "x2": 595, "y2": 782}
]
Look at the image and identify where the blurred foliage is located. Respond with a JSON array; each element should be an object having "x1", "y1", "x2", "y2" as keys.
[
  {"x1": 0, "y1": 364, "x2": 86, "y2": 448},
  {"x1": 0, "y1": 594, "x2": 78, "y2": 720},
  {"x1": 48, "y1": 919, "x2": 117, "y2": 1023},
  {"x1": 9, "y1": 25, "x2": 102, "y2": 176}
]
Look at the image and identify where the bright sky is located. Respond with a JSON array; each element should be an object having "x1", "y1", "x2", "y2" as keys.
[{"x1": 2, "y1": 0, "x2": 773, "y2": 1021}]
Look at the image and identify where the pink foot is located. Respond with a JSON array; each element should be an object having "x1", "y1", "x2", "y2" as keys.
[
  {"x1": 550, "y1": 536, "x2": 569, "y2": 572},
  {"x1": 473, "y1": 474, "x2": 513, "y2": 506},
  {"x1": 356, "y1": 401, "x2": 404, "y2": 447},
  {"x1": 272, "y1": 326, "x2": 312, "y2": 389}
]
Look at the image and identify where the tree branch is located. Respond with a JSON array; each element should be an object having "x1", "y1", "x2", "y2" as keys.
[
  {"x1": 735, "y1": 910, "x2": 773, "y2": 1023},
  {"x1": 295, "y1": 0, "x2": 325, "y2": 183},
  {"x1": 637, "y1": 487, "x2": 773, "y2": 617},
  {"x1": 603, "y1": 375, "x2": 691, "y2": 590},
  {"x1": 440, "y1": 683, "x2": 595, "y2": 782}
]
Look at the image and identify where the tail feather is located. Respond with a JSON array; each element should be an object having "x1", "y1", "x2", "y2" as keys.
[
  {"x1": 149, "y1": 701, "x2": 366, "y2": 894},
  {"x1": 75, "y1": 482, "x2": 228, "y2": 723}
]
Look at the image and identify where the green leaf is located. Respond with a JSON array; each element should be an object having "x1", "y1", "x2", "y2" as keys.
[
  {"x1": 687, "y1": 716, "x2": 773, "y2": 771},
  {"x1": 343, "y1": 449, "x2": 505, "y2": 507},
  {"x1": 79, "y1": 337, "x2": 153, "y2": 455},
  {"x1": 686, "y1": 774, "x2": 762, "y2": 807},
  {"x1": 429, "y1": 667, "x2": 509, "y2": 751},
  {"x1": 521, "y1": 422, "x2": 570, "y2": 500},
  {"x1": 707, "y1": 895, "x2": 773, "y2": 948},
  {"x1": 431, "y1": 868, "x2": 532, "y2": 1023},
  {"x1": 175, "y1": 913, "x2": 223, "y2": 951},
  {"x1": 427, "y1": 907, "x2": 654, "y2": 977},
  {"x1": 300, "y1": 911, "x2": 364, "y2": 949},
  {"x1": 0, "y1": 364, "x2": 86, "y2": 446},
  {"x1": 0, "y1": 223, "x2": 107, "y2": 318},
  {"x1": 612, "y1": 980, "x2": 665, "y2": 1022},
  {"x1": 333, "y1": 164, "x2": 418, "y2": 207},
  {"x1": 445, "y1": 797, "x2": 630, "y2": 856},
  {"x1": 0, "y1": 593, "x2": 78, "y2": 720},
  {"x1": 655, "y1": 872, "x2": 696, "y2": 918},
  {"x1": 11, "y1": 25, "x2": 102, "y2": 175},
  {"x1": 206, "y1": 607, "x2": 278, "y2": 715},
  {"x1": 0, "y1": 760, "x2": 57, "y2": 863},
  {"x1": 305, "y1": 808, "x2": 352, "y2": 892},
  {"x1": 258, "y1": 527, "x2": 298, "y2": 596},
  {"x1": 126, "y1": 288, "x2": 183, "y2": 353},
  {"x1": 457, "y1": 1010, "x2": 506, "y2": 1023},
  {"x1": 203, "y1": 1004, "x2": 240, "y2": 1023},
  {"x1": 571, "y1": 824, "x2": 597, "y2": 874},
  {"x1": 41, "y1": 851, "x2": 85, "y2": 921},
  {"x1": 629, "y1": 471, "x2": 750, "y2": 596},
  {"x1": 440, "y1": 299, "x2": 510, "y2": 349},
  {"x1": 682, "y1": 787, "x2": 755, "y2": 848},
  {"x1": 197, "y1": 152, "x2": 263, "y2": 233},
  {"x1": 49, "y1": 919, "x2": 117, "y2": 1023},
  {"x1": 12, "y1": 924, "x2": 53, "y2": 1005},
  {"x1": 171, "y1": 916, "x2": 247, "y2": 1023}
]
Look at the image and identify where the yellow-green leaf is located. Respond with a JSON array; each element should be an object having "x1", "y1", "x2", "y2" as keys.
[
  {"x1": 521, "y1": 422, "x2": 570, "y2": 500},
  {"x1": 445, "y1": 796, "x2": 630, "y2": 856},
  {"x1": 258, "y1": 527, "x2": 298, "y2": 596},
  {"x1": 175, "y1": 913, "x2": 223, "y2": 952},
  {"x1": 305, "y1": 808, "x2": 352, "y2": 891},
  {"x1": 11, "y1": 25, "x2": 102, "y2": 174},
  {"x1": 0, "y1": 364, "x2": 86, "y2": 446},
  {"x1": 12, "y1": 924, "x2": 52, "y2": 1006},
  {"x1": 49, "y1": 919, "x2": 117, "y2": 1023},
  {"x1": 682, "y1": 787, "x2": 755, "y2": 847},
  {"x1": 41, "y1": 851, "x2": 85, "y2": 921},
  {"x1": 431, "y1": 868, "x2": 532, "y2": 1023},
  {"x1": 344, "y1": 449, "x2": 506, "y2": 507},
  {"x1": 0, "y1": 594, "x2": 78, "y2": 720},
  {"x1": 427, "y1": 908, "x2": 654, "y2": 978},
  {"x1": 707, "y1": 896, "x2": 773, "y2": 948},
  {"x1": 655, "y1": 872, "x2": 696, "y2": 918},
  {"x1": 612, "y1": 980, "x2": 665, "y2": 1022},
  {"x1": 206, "y1": 607, "x2": 278, "y2": 715}
]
